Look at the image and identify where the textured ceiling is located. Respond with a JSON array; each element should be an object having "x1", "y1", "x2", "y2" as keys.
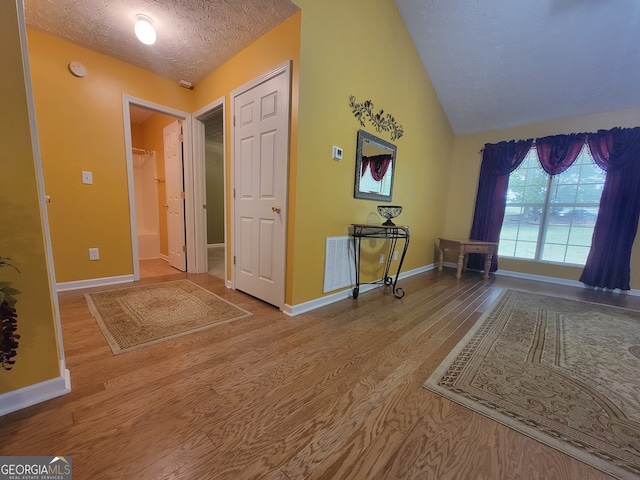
[
  {"x1": 24, "y1": 0, "x2": 299, "y2": 85},
  {"x1": 24, "y1": 0, "x2": 640, "y2": 135},
  {"x1": 395, "y1": 0, "x2": 640, "y2": 134}
]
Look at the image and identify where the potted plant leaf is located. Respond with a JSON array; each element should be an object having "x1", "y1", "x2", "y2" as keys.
[{"x1": 0, "y1": 257, "x2": 20, "y2": 370}]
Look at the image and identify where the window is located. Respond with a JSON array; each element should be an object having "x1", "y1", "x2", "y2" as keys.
[{"x1": 499, "y1": 144, "x2": 605, "y2": 266}]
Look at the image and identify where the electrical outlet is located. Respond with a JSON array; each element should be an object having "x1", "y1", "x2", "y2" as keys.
[
  {"x1": 82, "y1": 171, "x2": 93, "y2": 185},
  {"x1": 393, "y1": 250, "x2": 398, "y2": 260},
  {"x1": 89, "y1": 248, "x2": 100, "y2": 260},
  {"x1": 379, "y1": 254, "x2": 385, "y2": 264}
]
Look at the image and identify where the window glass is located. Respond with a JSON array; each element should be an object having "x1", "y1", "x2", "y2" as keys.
[
  {"x1": 499, "y1": 144, "x2": 605, "y2": 266},
  {"x1": 500, "y1": 150, "x2": 546, "y2": 261}
]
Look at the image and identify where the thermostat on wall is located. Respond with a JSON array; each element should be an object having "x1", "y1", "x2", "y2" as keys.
[{"x1": 68, "y1": 61, "x2": 87, "y2": 78}]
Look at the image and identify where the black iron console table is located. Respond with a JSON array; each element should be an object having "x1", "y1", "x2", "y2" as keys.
[{"x1": 351, "y1": 224, "x2": 410, "y2": 299}]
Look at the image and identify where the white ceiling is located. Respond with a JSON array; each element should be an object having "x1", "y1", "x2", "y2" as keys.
[
  {"x1": 396, "y1": 0, "x2": 640, "y2": 134},
  {"x1": 23, "y1": 0, "x2": 640, "y2": 135}
]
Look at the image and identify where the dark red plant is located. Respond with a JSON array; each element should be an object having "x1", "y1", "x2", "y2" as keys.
[
  {"x1": 0, "y1": 257, "x2": 20, "y2": 370},
  {"x1": 0, "y1": 301, "x2": 19, "y2": 370}
]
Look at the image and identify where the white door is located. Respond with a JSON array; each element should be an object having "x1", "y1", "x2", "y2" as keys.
[
  {"x1": 164, "y1": 120, "x2": 186, "y2": 271},
  {"x1": 233, "y1": 66, "x2": 290, "y2": 308}
]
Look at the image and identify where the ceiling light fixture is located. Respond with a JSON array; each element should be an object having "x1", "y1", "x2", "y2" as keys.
[{"x1": 134, "y1": 14, "x2": 156, "y2": 45}]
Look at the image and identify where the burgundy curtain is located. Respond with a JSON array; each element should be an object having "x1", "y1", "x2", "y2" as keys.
[
  {"x1": 361, "y1": 158, "x2": 369, "y2": 177},
  {"x1": 535, "y1": 133, "x2": 586, "y2": 175},
  {"x1": 467, "y1": 139, "x2": 533, "y2": 271},
  {"x1": 363, "y1": 154, "x2": 392, "y2": 181},
  {"x1": 580, "y1": 127, "x2": 640, "y2": 290}
]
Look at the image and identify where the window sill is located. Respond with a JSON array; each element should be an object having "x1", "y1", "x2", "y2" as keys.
[{"x1": 500, "y1": 256, "x2": 585, "y2": 268}]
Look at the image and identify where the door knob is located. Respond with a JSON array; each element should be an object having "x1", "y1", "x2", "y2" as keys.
[{"x1": 272, "y1": 205, "x2": 281, "y2": 213}]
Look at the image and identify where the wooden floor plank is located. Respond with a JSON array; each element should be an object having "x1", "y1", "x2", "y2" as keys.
[{"x1": 1, "y1": 267, "x2": 633, "y2": 480}]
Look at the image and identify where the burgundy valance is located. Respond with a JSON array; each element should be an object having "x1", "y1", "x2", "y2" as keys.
[
  {"x1": 535, "y1": 133, "x2": 587, "y2": 175},
  {"x1": 361, "y1": 154, "x2": 392, "y2": 181}
]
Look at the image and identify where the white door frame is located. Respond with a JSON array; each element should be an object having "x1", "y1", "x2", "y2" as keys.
[
  {"x1": 122, "y1": 95, "x2": 194, "y2": 280},
  {"x1": 230, "y1": 60, "x2": 291, "y2": 305},
  {"x1": 192, "y1": 96, "x2": 227, "y2": 282},
  {"x1": 12, "y1": 0, "x2": 71, "y2": 405}
]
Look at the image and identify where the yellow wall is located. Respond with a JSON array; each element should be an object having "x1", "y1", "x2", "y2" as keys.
[
  {"x1": 9, "y1": 0, "x2": 640, "y2": 408},
  {"x1": 27, "y1": 13, "x2": 301, "y2": 289},
  {"x1": 0, "y1": 1, "x2": 60, "y2": 393},
  {"x1": 290, "y1": 0, "x2": 454, "y2": 304},
  {"x1": 26, "y1": 2, "x2": 455, "y2": 307},
  {"x1": 444, "y1": 107, "x2": 640, "y2": 287},
  {"x1": 27, "y1": 29, "x2": 193, "y2": 283}
]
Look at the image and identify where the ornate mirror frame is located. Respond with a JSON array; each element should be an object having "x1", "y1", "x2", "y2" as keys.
[{"x1": 354, "y1": 129, "x2": 397, "y2": 202}]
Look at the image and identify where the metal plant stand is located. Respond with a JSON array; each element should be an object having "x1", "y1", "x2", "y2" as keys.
[{"x1": 351, "y1": 224, "x2": 410, "y2": 299}]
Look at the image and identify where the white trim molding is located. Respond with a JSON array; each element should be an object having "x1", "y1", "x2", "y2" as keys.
[
  {"x1": 441, "y1": 261, "x2": 640, "y2": 296},
  {"x1": 284, "y1": 262, "x2": 640, "y2": 317},
  {"x1": 495, "y1": 268, "x2": 640, "y2": 296},
  {"x1": 284, "y1": 264, "x2": 434, "y2": 316},
  {"x1": 0, "y1": 367, "x2": 71, "y2": 417},
  {"x1": 14, "y1": 0, "x2": 70, "y2": 412},
  {"x1": 121, "y1": 95, "x2": 193, "y2": 280},
  {"x1": 56, "y1": 274, "x2": 135, "y2": 292},
  {"x1": 192, "y1": 96, "x2": 226, "y2": 277}
]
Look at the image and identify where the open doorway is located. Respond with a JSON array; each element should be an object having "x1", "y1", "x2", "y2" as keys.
[
  {"x1": 129, "y1": 105, "x2": 186, "y2": 278},
  {"x1": 192, "y1": 97, "x2": 227, "y2": 284},
  {"x1": 202, "y1": 108, "x2": 225, "y2": 280},
  {"x1": 123, "y1": 95, "x2": 195, "y2": 281}
]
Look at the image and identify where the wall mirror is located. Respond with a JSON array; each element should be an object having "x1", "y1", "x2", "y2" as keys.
[{"x1": 354, "y1": 129, "x2": 397, "y2": 202}]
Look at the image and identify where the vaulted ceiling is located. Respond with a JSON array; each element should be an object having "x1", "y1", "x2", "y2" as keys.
[
  {"x1": 396, "y1": 0, "x2": 640, "y2": 134},
  {"x1": 23, "y1": 0, "x2": 640, "y2": 135}
]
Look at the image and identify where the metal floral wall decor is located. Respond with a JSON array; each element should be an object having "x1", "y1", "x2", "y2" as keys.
[{"x1": 349, "y1": 95, "x2": 404, "y2": 141}]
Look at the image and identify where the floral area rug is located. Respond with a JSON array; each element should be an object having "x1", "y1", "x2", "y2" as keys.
[
  {"x1": 85, "y1": 279, "x2": 251, "y2": 355},
  {"x1": 423, "y1": 289, "x2": 640, "y2": 480}
]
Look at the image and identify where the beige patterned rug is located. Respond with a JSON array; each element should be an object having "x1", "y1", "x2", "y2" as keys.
[
  {"x1": 423, "y1": 289, "x2": 640, "y2": 480},
  {"x1": 85, "y1": 280, "x2": 252, "y2": 355}
]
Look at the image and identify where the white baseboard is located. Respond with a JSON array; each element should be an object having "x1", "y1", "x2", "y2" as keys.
[
  {"x1": 207, "y1": 243, "x2": 224, "y2": 249},
  {"x1": 495, "y1": 268, "x2": 640, "y2": 296},
  {"x1": 159, "y1": 254, "x2": 169, "y2": 262},
  {"x1": 284, "y1": 264, "x2": 435, "y2": 316},
  {"x1": 443, "y1": 261, "x2": 640, "y2": 296},
  {"x1": 283, "y1": 283, "x2": 378, "y2": 316},
  {"x1": 56, "y1": 274, "x2": 135, "y2": 292},
  {"x1": 284, "y1": 262, "x2": 640, "y2": 317},
  {"x1": 0, "y1": 367, "x2": 71, "y2": 417}
]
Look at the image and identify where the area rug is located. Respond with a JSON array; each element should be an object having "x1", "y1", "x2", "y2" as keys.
[
  {"x1": 423, "y1": 289, "x2": 640, "y2": 480},
  {"x1": 85, "y1": 279, "x2": 252, "y2": 355}
]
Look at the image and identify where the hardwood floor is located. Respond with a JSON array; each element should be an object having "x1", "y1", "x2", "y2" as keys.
[
  {"x1": 139, "y1": 258, "x2": 184, "y2": 278},
  {"x1": 2, "y1": 268, "x2": 638, "y2": 479}
]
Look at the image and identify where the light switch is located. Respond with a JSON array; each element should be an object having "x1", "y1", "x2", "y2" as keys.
[
  {"x1": 82, "y1": 171, "x2": 93, "y2": 185},
  {"x1": 332, "y1": 146, "x2": 343, "y2": 161}
]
